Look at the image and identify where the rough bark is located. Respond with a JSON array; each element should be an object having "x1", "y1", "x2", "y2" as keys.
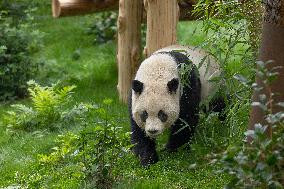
[
  {"x1": 52, "y1": 0, "x2": 196, "y2": 20},
  {"x1": 143, "y1": 0, "x2": 179, "y2": 57},
  {"x1": 248, "y1": 0, "x2": 284, "y2": 138},
  {"x1": 117, "y1": 0, "x2": 142, "y2": 103},
  {"x1": 52, "y1": 0, "x2": 119, "y2": 18}
]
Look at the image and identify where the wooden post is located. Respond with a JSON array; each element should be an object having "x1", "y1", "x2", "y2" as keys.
[
  {"x1": 143, "y1": 0, "x2": 179, "y2": 57},
  {"x1": 117, "y1": 0, "x2": 142, "y2": 103},
  {"x1": 52, "y1": 0, "x2": 119, "y2": 18},
  {"x1": 248, "y1": 0, "x2": 284, "y2": 139},
  {"x1": 52, "y1": 0, "x2": 196, "y2": 21}
]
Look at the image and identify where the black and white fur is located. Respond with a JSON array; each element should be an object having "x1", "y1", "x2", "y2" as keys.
[{"x1": 129, "y1": 45, "x2": 222, "y2": 166}]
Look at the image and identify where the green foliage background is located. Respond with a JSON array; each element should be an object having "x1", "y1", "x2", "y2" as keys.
[{"x1": 0, "y1": 1, "x2": 43, "y2": 101}]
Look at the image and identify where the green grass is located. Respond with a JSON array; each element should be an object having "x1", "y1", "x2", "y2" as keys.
[
  {"x1": 0, "y1": 9, "x2": 122, "y2": 187},
  {"x1": 112, "y1": 146, "x2": 229, "y2": 189},
  {"x1": 0, "y1": 2, "x2": 249, "y2": 188}
]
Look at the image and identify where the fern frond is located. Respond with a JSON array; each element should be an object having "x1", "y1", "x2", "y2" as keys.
[
  {"x1": 57, "y1": 85, "x2": 76, "y2": 101},
  {"x1": 5, "y1": 81, "x2": 77, "y2": 131}
]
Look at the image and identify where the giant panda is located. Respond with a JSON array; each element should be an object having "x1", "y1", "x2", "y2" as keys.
[{"x1": 129, "y1": 45, "x2": 224, "y2": 166}]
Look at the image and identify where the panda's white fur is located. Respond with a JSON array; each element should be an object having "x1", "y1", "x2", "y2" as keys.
[
  {"x1": 155, "y1": 45, "x2": 221, "y2": 101},
  {"x1": 132, "y1": 53, "x2": 181, "y2": 137},
  {"x1": 132, "y1": 45, "x2": 220, "y2": 138}
]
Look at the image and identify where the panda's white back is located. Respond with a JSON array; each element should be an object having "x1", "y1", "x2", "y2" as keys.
[{"x1": 155, "y1": 45, "x2": 220, "y2": 101}]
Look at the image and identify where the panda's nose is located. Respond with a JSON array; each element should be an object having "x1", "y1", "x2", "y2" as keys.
[{"x1": 147, "y1": 129, "x2": 158, "y2": 134}]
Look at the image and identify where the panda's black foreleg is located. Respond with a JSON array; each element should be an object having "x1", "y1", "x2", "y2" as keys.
[
  {"x1": 131, "y1": 120, "x2": 158, "y2": 166},
  {"x1": 128, "y1": 91, "x2": 158, "y2": 166},
  {"x1": 166, "y1": 114, "x2": 199, "y2": 152}
]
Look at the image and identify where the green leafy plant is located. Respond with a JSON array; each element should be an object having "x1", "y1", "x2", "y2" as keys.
[
  {"x1": 15, "y1": 99, "x2": 131, "y2": 189},
  {"x1": 192, "y1": 4, "x2": 284, "y2": 187},
  {"x1": 4, "y1": 81, "x2": 76, "y2": 132},
  {"x1": 193, "y1": 0, "x2": 262, "y2": 92},
  {"x1": 0, "y1": 0, "x2": 29, "y2": 26},
  {"x1": 193, "y1": 0, "x2": 262, "y2": 57},
  {"x1": 191, "y1": 0, "x2": 262, "y2": 147},
  {"x1": 86, "y1": 11, "x2": 117, "y2": 44},
  {"x1": 211, "y1": 61, "x2": 284, "y2": 188},
  {"x1": 0, "y1": 1, "x2": 42, "y2": 101}
]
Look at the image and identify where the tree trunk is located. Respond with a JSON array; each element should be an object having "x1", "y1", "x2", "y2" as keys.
[
  {"x1": 248, "y1": 0, "x2": 284, "y2": 138},
  {"x1": 52, "y1": 0, "x2": 119, "y2": 18},
  {"x1": 143, "y1": 0, "x2": 179, "y2": 57},
  {"x1": 117, "y1": 0, "x2": 142, "y2": 103}
]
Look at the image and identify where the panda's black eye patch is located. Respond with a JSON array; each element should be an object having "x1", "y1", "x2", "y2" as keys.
[
  {"x1": 140, "y1": 111, "x2": 148, "y2": 122},
  {"x1": 158, "y1": 110, "x2": 168, "y2": 122}
]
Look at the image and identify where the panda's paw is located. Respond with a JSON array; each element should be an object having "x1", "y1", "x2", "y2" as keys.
[
  {"x1": 140, "y1": 156, "x2": 158, "y2": 167},
  {"x1": 166, "y1": 147, "x2": 178, "y2": 153},
  {"x1": 140, "y1": 152, "x2": 159, "y2": 167},
  {"x1": 166, "y1": 142, "x2": 192, "y2": 153},
  {"x1": 165, "y1": 143, "x2": 179, "y2": 153}
]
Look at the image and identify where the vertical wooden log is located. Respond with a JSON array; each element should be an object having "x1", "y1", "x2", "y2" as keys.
[
  {"x1": 248, "y1": 0, "x2": 284, "y2": 138},
  {"x1": 144, "y1": 0, "x2": 179, "y2": 57},
  {"x1": 117, "y1": 0, "x2": 142, "y2": 103}
]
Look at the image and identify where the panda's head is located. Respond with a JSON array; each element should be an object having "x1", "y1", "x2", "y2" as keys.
[{"x1": 131, "y1": 53, "x2": 181, "y2": 138}]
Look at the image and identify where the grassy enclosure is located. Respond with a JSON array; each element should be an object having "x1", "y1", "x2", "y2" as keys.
[{"x1": 0, "y1": 0, "x2": 263, "y2": 188}]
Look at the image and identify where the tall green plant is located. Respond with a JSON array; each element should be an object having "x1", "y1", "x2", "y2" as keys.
[
  {"x1": 192, "y1": 0, "x2": 262, "y2": 143},
  {"x1": 211, "y1": 61, "x2": 284, "y2": 188},
  {"x1": 193, "y1": 0, "x2": 262, "y2": 56},
  {"x1": 193, "y1": 0, "x2": 262, "y2": 82}
]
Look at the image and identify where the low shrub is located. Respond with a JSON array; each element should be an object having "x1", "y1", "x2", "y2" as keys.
[
  {"x1": 15, "y1": 99, "x2": 131, "y2": 189},
  {"x1": 0, "y1": 1, "x2": 42, "y2": 101},
  {"x1": 4, "y1": 81, "x2": 76, "y2": 132},
  {"x1": 86, "y1": 12, "x2": 117, "y2": 44},
  {"x1": 211, "y1": 61, "x2": 284, "y2": 188},
  {"x1": 0, "y1": 0, "x2": 29, "y2": 26}
]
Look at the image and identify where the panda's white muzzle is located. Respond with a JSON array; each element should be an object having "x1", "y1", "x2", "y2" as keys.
[{"x1": 145, "y1": 118, "x2": 164, "y2": 138}]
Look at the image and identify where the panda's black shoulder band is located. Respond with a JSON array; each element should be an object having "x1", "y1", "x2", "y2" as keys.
[{"x1": 156, "y1": 51, "x2": 192, "y2": 66}]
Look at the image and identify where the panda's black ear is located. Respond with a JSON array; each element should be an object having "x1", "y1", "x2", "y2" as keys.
[
  {"x1": 132, "y1": 80, "x2": 144, "y2": 95},
  {"x1": 167, "y1": 78, "x2": 179, "y2": 94}
]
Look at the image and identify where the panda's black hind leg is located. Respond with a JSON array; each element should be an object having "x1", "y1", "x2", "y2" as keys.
[
  {"x1": 204, "y1": 95, "x2": 228, "y2": 121},
  {"x1": 166, "y1": 116, "x2": 198, "y2": 152}
]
